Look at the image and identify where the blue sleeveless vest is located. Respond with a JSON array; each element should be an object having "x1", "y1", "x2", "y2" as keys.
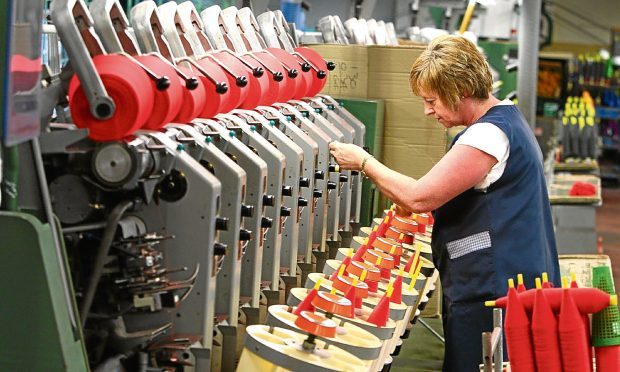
[{"x1": 431, "y1": 104, "x2": 560, "y2": 371}]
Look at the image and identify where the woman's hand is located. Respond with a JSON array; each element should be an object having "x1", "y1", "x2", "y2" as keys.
[{"x1": 329, "y1": 141, "x2": 370, "y2": 170}]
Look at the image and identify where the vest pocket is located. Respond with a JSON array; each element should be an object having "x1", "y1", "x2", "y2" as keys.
[
  {"x1": 446, "y1": 231, "x2": 491, "y2": 259},
  {"x1": 444, "y1": 231, "x2": 495, "y2": 302}
]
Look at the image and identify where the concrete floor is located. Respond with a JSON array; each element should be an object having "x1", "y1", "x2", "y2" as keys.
[{"x1": 392, "y1": 187, "x2": 620, "y2": 371}]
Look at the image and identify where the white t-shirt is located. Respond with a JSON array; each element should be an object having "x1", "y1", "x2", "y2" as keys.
[{"x1": 453, "y1": 100, "x2": 513, "y2": 191}]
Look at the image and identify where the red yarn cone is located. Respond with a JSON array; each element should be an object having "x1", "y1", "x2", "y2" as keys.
[
  {"x1": 329, "y1": 262, "x2": 347, "y2": 282},
  {"x1": 570, "y1": 273, "x2": 594, "y2": 368},
  {"x1": 404, "y1": 248, "x2": 420, "y2": 273},
  {"x1": 352, "y1": 236, "x2": 372, "y2": 262},
  {"x1": 390, "y1": 271, "x2": 403, "y2": 304},
  {"x1": 377, "y1": 215, "x2": 391, "y2": 237},
  {"x1": 505, "y1": 279, "x2": 536, "y2": 372},
  {"x1": 293, "y1": 279, "x2": 322, "y2": 315},
  {"x1": 344, "y1": 282, "x2": 360, "y2": 312},
  {"x1": 531, "y1": 279, "x2": 563, "y2": 372},
  {"x1": 366, "y1": 283, "x2": 393, "y2": 327},
  {"x1": 559, "y1": 282, "x2": 592, "y2": 371},
  {"x1": 516, "y1": 274, "x2": 527, "y2": 293}
]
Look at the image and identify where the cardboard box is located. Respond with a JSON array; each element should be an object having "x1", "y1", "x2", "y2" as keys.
[
  {"x1": 306, "y1": 44, "x2": 368, "y2": 98},
  {"x1": 367, "y1": 45, "x2": 447, "y2": 179}
]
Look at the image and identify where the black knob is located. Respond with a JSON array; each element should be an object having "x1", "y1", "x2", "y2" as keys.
[
  {"x1": 214, "y1": 242, "x2": 227, "y2": 256},
  {"x1": 328, "y1": 164, "x2": 339, "y2": 173},
  {"x1": 236, "y1": 76, "x2": 248, "y2": 87},
  {"x1": 241, "y1": 204, "x2": 254, "y2": 218},
  {"x1": 327, "y1": 181, "x2": 337, "y2": 190},
  {"x1": 299, "y1": 177, "x2": 310, "y2": 188},
  {"x1": 314, "y1": 170, "x2": 325, "y2": 180},
  {"x1": 288, "y1": 68, "x2": 298, "y2": 78},
  {"x1": 215, "y1": 82, "x2": 228, "y2": 94},
  {"x1": 301, "y1": 63, "x2": 311, "y2": 72},
  {"x1": 298, "y1": 197, "x2": 308, "y2": 207},
  {"x1": 252, "y1": 67, "x2": 264, "y2": 77},
  {"x1": 317, "y1": 70, "x2": 327, "y2": 79},
  {"x1": 156, "y1": 76, "x2": 171, "y2": 90},
  {"x1": 350, "y1": 170, "x2": 359, "y2": 176},
  {"x1": 186, "y1": 77, "x2": 199, "y2": 90},
  {"x1": 273, "y1": 71, "x2": 284, "y2": 82},
  {"x1": 313, "y1": 189, "x2": 323, "y2": 198},
  {"x1": 282, "y1": 186, "x2": 293, "y2": 197},
  {"x1": 326, "y1": 61, "x2": 336, "y2": 71},
  {"x1": 339, "y1": 174, "x2": 348, "y2": 183},
  {"x1": 280, "y1": 206, "x2": 291, "y2": 217},
  {"x1": 261, "y1": 216, "x2": 273, "y2": 228},
  {"x1": 215, "y1": 217, "x2": 229, "y2": 231},
  {"x1": 263, "y1": 194, "x2": 275, "y2": 206},
  {"x1": 239, "y1": 228, "x2": 253, "y2": 241}
]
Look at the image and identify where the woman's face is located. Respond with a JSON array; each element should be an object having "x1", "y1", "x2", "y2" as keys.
[{"x1": 420, "y1": 90, "x2": 463, "y2": 128}]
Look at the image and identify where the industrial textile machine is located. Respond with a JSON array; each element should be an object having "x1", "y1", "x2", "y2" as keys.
[{"x1": 0, "y1": 1, "x2": 437, "y2": 371}]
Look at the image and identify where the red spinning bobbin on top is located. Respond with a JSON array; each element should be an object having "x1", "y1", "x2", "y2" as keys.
[
  {"x1": 293, "y1": 47, "x2": 330, "y2": 97},
  {"x1": 266, "y1": 47, "x2": 310, "y2": 100},
  {"x1": 134, "y1": 55, "x2": 183, "y2": 130},
  {"x1": 294, "y1": 311, "x2": 337, "y2": 339},
  {"x1": 69, "y1": 54, "x2": 155, "y2": 141},
  {"x1": 391, "y1": 216, "x2": 418, "y2": 234}
]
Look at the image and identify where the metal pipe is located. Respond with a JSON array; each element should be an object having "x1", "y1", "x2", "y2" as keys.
[
  {"x1": 79, "y1": 200, "x2": 134, "y2": 327},
  {"x1": 62, "y1": 221, "x2": 108, "y2": 233},
  {"x1": 517, "y1": 0, "x2": 541, "y2": 130}
]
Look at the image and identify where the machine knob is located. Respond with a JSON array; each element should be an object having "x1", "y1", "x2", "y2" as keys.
[
  {"x1": 328, "y1": 164, "x2": 339, "y2": 173},
  {"x1": 317, "y1": 70, "x2": 327, "y2": 79},
  {"x1": 313, "y1": 189, "x2": 323, "y2": 198},
  {"x1": 185, "y1": 77, "x2": 199, "y2": 90},
  {"x1": 326, "y1": 61, "x2": 336, "y2": 71},
  {"x1": 236, "y1": 76, "x2": 248, "y2": 87},
  {"x1": 155, "y1": 76, "x2": 170, "y2": 90},
  {"x1": 215, "y1": 217, "x2": 229, "y2": 231},
  {"x1": 252, "y1": 67, "x2": 264, "y2": 77},
  {"x1": 214, "y1": 242, "x2": 227, "y2": 256},
  {"x1": 299, "y1": 177, "x2": 310, "y2": 188},
  {"x1": 327, "y1": 181, "x2": 337, "y2": 190},
  {"x1": 272, "y1": 71, "x2": 284, "y2": 82},
  {"x1": 288, "y1": 68, "x2": 298, "y2": 78},
  {"x1": 215, "y1": 82, "x2": 228, "y2": 94},
  {"x1": 261, "y1": 216, "x2": 273, "y2": 228},
  {"x1": 339, "y1": 174, "x2": 348, "y2": 183},
  {"x1": 298, "y1": 197, "x2": 308, "y2": 207},
  {"x1": 280, "y1": 206, "x2": 291, "y2": 217},
  {"x1": 263, "y1": 194, "x2": 275, "y2": 206},
  {"x1": 282, "y1": 186, "x2": 293, "y2": 197},
  {"x1": 314, "y1": 170, "x2": 325, "y2": 180},
  {"x1": 301, "y1": 63, "x2": 311, "y2": 72},
  {"x1": 239, "y1": 229, "x2": 253, "y2": 241},
  {"x1": 241, "y1": 204, "x2": 254, "y2": 218}
]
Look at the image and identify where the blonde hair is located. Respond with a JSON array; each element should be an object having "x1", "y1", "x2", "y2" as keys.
[{"x1": 409, "y1": 35, "x2": 494, "y2": 111}]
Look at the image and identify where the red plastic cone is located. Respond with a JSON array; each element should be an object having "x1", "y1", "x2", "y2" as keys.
[
  {"x1": 366, "y1": 282, "x2": 393, "y2": 327},
  {"x1": 390, "y1": 271, "x2": 403, "y2": 304},
  {"x1": 293, "y1": 279, "x2": 322, "y2": 315},
  {"x1": 558, "y1": 281, "x2": 592, "y2": 371},
  {"x1": 329, "y1": 262, "x2": 347, "y2": 282},
  {"x1": 570, "y1": 272, "x2": 594, "y2": 368},
  {"x1": 516, "y1": 274, "x2": 527, "y2": 293},
  {"x1": 505, "y1": 279, "x2": 536, "y2": 372},
  {"x1": 531, "y1": 278, "x2": 562, "y2": 372}
]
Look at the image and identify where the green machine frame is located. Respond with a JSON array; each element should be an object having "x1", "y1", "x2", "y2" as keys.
[{"x1": 0, "y1": 0, "x2": 90, "y2": 370}]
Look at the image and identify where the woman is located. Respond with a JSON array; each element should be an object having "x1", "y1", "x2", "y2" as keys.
[{"x1": 329, "y1": 35, "x2": 560, "y2": 371}]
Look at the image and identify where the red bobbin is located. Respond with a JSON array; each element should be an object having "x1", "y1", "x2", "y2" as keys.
[
  {"x1": 332, "y1": 275, "x2": 369, "y2": 299},
  {"x1": 312, "y1": 292, "x2": 353, "y2": 318},
  {"x1": 372, "y1": 236, "x2": 404, "y2": 256},
  {"x1": 391, "y1": 216, "x2": 418, "y2": 234},
  {"x1": 347, "y1": 261, "x2": 381, "y2": 282},
  {"x1": 69, "y1": 54, "x2": 154, "y2": 141},
  {"x1": 294, "y1": 311, "x2": 337, "y2": 338}
]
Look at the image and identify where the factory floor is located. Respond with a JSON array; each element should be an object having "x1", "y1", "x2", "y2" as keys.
[{"x1": 392, "y1": 187, "x2": 620, "y2": 371}]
